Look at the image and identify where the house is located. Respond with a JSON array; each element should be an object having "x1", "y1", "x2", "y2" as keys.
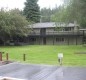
[{"x1": 26, "y1": 22, "x2": 86, "y2": 45}]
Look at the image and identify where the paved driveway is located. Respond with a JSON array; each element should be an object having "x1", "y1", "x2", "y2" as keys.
[{"x1": 0, "y1": 63, "x2": 86, "y2": 80}]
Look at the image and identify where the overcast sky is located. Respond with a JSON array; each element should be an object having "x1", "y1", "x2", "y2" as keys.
[{"x1": 0, "y1": 0, "x2": 63, "y2": 10}]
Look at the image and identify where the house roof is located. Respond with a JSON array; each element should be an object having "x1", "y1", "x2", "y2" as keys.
[{"x1": 28, "y1": 22, "x2": 79, "y2": 29}]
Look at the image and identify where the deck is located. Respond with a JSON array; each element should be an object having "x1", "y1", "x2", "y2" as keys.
[{"x1": 28, "y1": 31, "x2": 85, "y2": 36}]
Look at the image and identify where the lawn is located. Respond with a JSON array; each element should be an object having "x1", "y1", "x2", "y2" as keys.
[{"x1": 0, "y1": 45, "x2": 86, "y2": 66}]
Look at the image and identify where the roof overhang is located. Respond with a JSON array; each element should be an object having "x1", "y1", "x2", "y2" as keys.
[
  {"x1": 27, "y1": 22, "x2": 79, "y2": 29},
  {"x1": 79, "y1": 29, "x2": 86, "y2": 31}
]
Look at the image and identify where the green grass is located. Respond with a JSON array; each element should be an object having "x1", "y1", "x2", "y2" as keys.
[{"x1": 0, "y1": 45, "x2": 86, "y2": 66}]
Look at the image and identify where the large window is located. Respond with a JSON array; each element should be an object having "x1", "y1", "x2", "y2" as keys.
[
  {"x1": 56, "y1": 37, "x2": 64, "y2": 42},
  {"x1": 30, "y1": 38, "x2": 36, "y2": 42}
]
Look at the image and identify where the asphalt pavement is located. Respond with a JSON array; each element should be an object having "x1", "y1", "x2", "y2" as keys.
[{"x1": 0, "y1": 62, "x2": 86, "y2": 80}]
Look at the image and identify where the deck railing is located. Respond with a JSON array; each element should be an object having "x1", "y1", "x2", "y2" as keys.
[{"x1": 28, "y1": 31, "x2": 85, "y2": 36}]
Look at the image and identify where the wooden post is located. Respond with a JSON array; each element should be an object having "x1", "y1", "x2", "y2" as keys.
[
  {"x1": 82, "y1": 30, "x2": 85, "y2": 44},
  {"x1": 68, "y1": 37, "x2": 69, "y2": 45},
  {"x1": 53, "y1": 32, "x2": 54, "y2": 45},
  {"x1": 76, "y1": 36, "x2": 77, "y2": 45},
  {"x1": 39, "y1": 36, "x2": 40, "y2": 45},
  {"x1": 6, "y1": 53, "x2": 9, "y2": 61},
  {"x1": 23, "y1": 54, "x2": 26, "y2": 61},
  {"x1": 0, "y1": 52, "x2": 2, "y2": 61}
]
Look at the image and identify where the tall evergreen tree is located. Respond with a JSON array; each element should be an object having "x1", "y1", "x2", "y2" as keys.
[{"x1": 23, "y1": 0, "x2": 40, "y2": 22}]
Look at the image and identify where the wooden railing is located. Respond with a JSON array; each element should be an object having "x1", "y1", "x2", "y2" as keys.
[{"x1": 28, "y1": 31, "x2": 85, "y2": 36}]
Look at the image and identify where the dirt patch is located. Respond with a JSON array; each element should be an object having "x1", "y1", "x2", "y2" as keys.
[
  {"x1": 0, "y1": 61, "x2": 13, "y2": 66},
  {"x1": 75, "y1": 52, "x2": 86, "y2": 54}
]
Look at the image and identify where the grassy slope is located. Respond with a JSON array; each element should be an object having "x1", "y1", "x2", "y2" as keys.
[{"x1": 0, "y1": 45, "x2": 86, "y2": 66}]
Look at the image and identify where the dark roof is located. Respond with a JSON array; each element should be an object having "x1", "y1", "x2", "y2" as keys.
[{"x1": 28, "y1": 22, "x2": 79, "y2": 28}]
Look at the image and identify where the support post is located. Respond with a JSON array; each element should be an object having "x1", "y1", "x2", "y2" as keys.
[
  {"x1": 76, "y1": 36, "x2": 77, "y2": 45},
  {"x1": 6, "y1": 53, "x2": 9, "y2": 61},
  {"x1": 53, "y1": 32, "x2": 54, "y2": 45},
  {"x1": 39, "y1": 36, "x2": 41, "y2": 45},
  {"x1": 23, "y1": 54, "x2": 26, "y2": 61},
  {"x1": 82, "y1": 30, "x2": 85, "y2": 44},
  {"x1": 0, "y1": 52, "x2": 2, "y2": 61},
  {"x1": 68, "y1": 37, "x2": 69, "y2": 45}
]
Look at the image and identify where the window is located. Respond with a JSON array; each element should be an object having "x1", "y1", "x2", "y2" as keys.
[
  {"x1": 54, "y1": 27, "x2": 63, "y2": 31},
  {"x1": 30, "y1": 38, "x2": 36, "y2": 42},
  {"x1": 56, "y1": 37, "x2": 64, "y2": 42},
  {"x1": 64, "y1": 27, "x2": 72, "y2": 31}
]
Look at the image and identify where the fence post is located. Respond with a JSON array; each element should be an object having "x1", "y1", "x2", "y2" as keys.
[
  {"x1": 0, "y1": 52, "x2": 2, "y2": 61},
  {"x1": 23, "y1": 54, "x2": 26, "y2": 61},
  {"x1": 6, "y1": 53, "x2": 9, "y2": 61}
]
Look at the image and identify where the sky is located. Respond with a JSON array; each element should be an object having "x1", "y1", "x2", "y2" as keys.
[{"x1": 0, "y1": 0, "x2": 63, "y2": 10}]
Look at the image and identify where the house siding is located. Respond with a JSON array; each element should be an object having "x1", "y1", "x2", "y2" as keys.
[
  {"x1": 28, "y1": 36, "x2": 82, "y2": 45},
  {"x1": 27, "y1": 22, "x2": 85, "y2": 45}
]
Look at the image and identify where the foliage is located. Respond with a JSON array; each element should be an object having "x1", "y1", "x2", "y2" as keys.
[
  {"x1": 9, "y1": 8, "x2": 23, "y2": 15},
  {"x1": 0, "y1": 9, "x2": 29, "y2": 45},
  {"x1": 9, "y1": 11, "x2": 29, "y2": 37},
  {"x1": 40, "y1": 7, "x2": 59, "y2": 22},
  {"x1": 51, "y1": 6, "x2": 69, "y2": 22},
  {"x1": 51, "y1": 0, "x2": 86, "y2": 28},
  {"x1": 40, "y1": 8, "x2": 52, "y2": 22},
  {"x1": 23, "y1": 0, "x2": 40, "y2": 22}
]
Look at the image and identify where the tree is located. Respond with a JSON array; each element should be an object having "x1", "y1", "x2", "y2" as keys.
[
  {"x1": 40, "y1": 8, "x2": 52, "y2": 22},
  {"x1": 10, "y1": 12, "x2": 29, "y2": 37},
  {"x1": 9, "y1": 8, "x2": 23, "y2": 15},
  {"x1": 0, "y1": 9, "x2": 29, "y2": 45},
  {"x1": 65, "y1": 0, "x2": 86, "y2": 28},
  {"x1": 23, "y1": 0, "x2": 40, "y2": 22},
  {"x1": 77, "y1": 0, "x2": 86, "y2": 28},
  {"x1": 40, "y1": 7, "x2": 59, "y2": 22},
  {"x1": 51, "y1": 6, "x2": 69, "y2": 23},
  {"x1": 52, "y1": 0, "x2": 86, "y2": 28}
]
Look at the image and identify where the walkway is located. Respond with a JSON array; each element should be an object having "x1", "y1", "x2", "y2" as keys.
[{"x1": 0, "y1": 63, "x2": 86, "y2": 80}]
